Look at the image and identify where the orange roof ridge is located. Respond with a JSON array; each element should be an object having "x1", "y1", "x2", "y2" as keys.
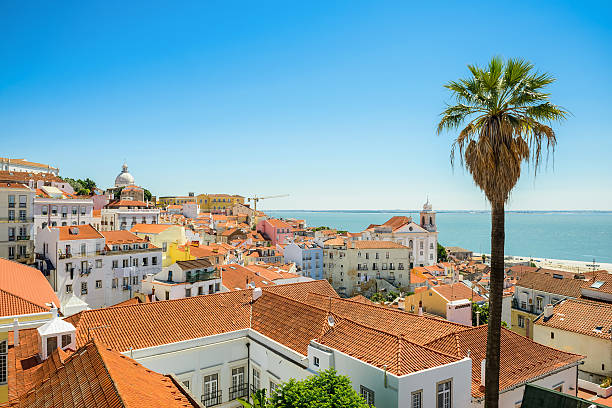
[{"x1": 0, "y1": 288, "x2": 51, "y2": 315}]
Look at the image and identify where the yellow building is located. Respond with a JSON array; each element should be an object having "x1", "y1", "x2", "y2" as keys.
[
  {"x1": 403, "y1": 282, "x2": 486, "y2": 319},
  {"x1": 0, "y1": 259, "x2": 60, "y2": 403},
  {"x1": 196, "y1": 194, "x2": 244, "y2": 212},
  {"x1": 130, "y1": 224, "x2": 187, "y2": 266},
  {"x1": 157, "y1": 195, "x2": 196, "y2": 207}
]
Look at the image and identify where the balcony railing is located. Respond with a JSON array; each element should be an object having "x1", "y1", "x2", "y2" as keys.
[
  {"x1": 201, "y1": 391, "x2": 222, "y2": 407},
  {"x1": 80, "y1": 267, "x2": 92, "y2": 275},
  {"x1": 0, "y1": 217, "x2": 34, "y2": 223},
  {"x1": 229, "y1": 383, "x2": 248, "y2": 401},
  {"x1": 16, "y1": 235, "x2": 31, "y2": 241}
]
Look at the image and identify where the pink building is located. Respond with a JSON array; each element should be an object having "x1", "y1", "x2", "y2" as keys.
[{"x1": 257, "y1": 218, "x2": 293, "y2": 245}]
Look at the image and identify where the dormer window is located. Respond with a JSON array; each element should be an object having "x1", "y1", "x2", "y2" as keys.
[
  {"x1": 132, "y1": 243, "x2": 138, "y2": 249},
  {"x1": 113, "y1": 245, "x2": 119, "y2": 251},
  {"x1": 123, "y1": 244, "x2": 129, "y2": 250}
]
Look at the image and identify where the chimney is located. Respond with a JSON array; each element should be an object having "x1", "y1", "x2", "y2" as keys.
[
  {"x1": 544, "y1": 304, "x2": 553, "y2": 319},
  {"x1": 418, "y1": 300, "x2": 423, "y2": 316},
  {"x1": 50, "y1": 305, "x2": 58, "y2": 318},
  {"x1": 253, "y1": 287, "x2": 262, "y2": 301},
  {"x1": 481, "y1": 358, "x2": 486, "y2": 387},
  {"x1": 151, "y1": 287, "x2": 156, "y2": 302},
  {"x1": 13, "y1": 318, "x2": 19, "y2": 346}
]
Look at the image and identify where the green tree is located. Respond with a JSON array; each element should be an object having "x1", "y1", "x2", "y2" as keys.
[
  {"x1": 437, "y1": 243, "x2": 448, "y2": 262},
  {"x1": 143, "y1": 188, "x2": 152, "y2": 201},
  {"x1": 63, "y1": 177, "x2": 97, "y2": 195},
  {"x1": 437, "y1": 57, "x2": 567, "y2": 407},
  {"x1": 239, "y1": 389, "x2": 269, "y2": 408},
  {"x1": 114, "y1": 187, "x2": 124, "y2": 200},
  {"x1": 269, "y1": 369, "x2": 372, "y2": 408},
  {"x1": 472, "y1": 301, "x2": 489, "y2": 326}
]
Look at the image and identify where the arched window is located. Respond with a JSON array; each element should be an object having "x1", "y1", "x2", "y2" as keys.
[
  {"x1": 429, "y1": 216, "x2": 433, "y2": 225},
  {"x1": 421, "y1": 216, "x2": 425, "y2": 225},
  {"x1": 168, "y1": 270, "x2": 173, "y2": 282}
]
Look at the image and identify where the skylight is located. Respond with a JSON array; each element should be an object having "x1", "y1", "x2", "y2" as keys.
[{"x1": 590, "y1": 281, "x2": 605, "y2": 289}]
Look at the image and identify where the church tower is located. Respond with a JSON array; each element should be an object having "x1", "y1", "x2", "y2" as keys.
[{"x1": 420, "y1": 198, "x2": 436, "y2": 232}]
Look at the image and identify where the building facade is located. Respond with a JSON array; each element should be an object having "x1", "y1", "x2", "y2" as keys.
[
  {"x1": 100, "y1": 199, "x2": 160, "y2": 231},
  {"x1": 324, "y1": 239, "x2": 411, "y2": 297},
  {"x1": 141, "y1": 259, "x2": 222, "y2": 301},
  {"x1": 0, "y1": 157, "x2": 59, "y2": 176},
  {"x1": 0, "y1": 183, "x2": 35, "y2": 264},
  {"x1": 33, "y1": 187, "x2": 94, "y2": 231},
  {"x1": 35, "y1": 225, "x2": 162, "y2": 311},
  {"x1": 256, "y1": 218, "x2": 292, "y2": 245},
  {"x1": 282, "y1": 241, "x2": 324, "y2": 280}
]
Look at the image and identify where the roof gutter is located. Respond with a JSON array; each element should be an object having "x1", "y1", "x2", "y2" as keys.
[{"x1": 472, "y1": 359, "x2": 584, "y2": 403}]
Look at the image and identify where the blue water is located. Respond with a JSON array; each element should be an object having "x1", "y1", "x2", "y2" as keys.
[{"x1": 267, "y1": 210, "x2": 612, "y2": 263}]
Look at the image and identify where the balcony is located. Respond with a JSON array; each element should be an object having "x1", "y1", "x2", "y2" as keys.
[
  {"x1": 122, "y1": 284, "x2": 131, "y2": 291},
  {"x1": 16, "y1": 235, "x2": 30, "y2": 241},
  {"x1": 0, "y1": 216, "x2": 34, "y2": 223},
  {"x1": 80, "y1": 267, "x2": 92, "y2": 275},
  {"x1": 229, "y1": 383, "x2": 248, "y2": 401},
  {"x1": 201, "y1": 391, "x2": 222, "y2": 407}
]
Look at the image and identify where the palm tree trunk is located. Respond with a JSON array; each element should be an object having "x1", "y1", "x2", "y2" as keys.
[{"x1": 485, "y1": 201, "x2": 505, "y2": 408}]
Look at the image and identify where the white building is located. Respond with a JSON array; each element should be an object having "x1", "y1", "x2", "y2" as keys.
[
  {"x1": 60, "y1": 280, "x2": 583, "y2": 408},
  {"x1": 0, "y1": 157, "x2": 60, "y2": 176},
  {"x1": 100, "y1": 199, "x2": 160, "y2": 231},
  {"x1": 35, "y1": 225, "x2": 162, "y2": 311},
  {"x1": 182, "y1": 202, "x2": 200, "y2": 219},
  {"x1": 361, "y1": 201, "x2": 438, "y2": 267},
  {"x1": 142, "y1": 259, "x2": 222, "y2": 301},
  {"x1": 33, "y1": 186, "x2": 94, "y2": 230}
]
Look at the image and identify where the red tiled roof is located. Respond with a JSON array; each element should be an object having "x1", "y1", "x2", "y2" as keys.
[
  {"x1": 425, "y1": 325, "x2": 584, "y2": 398},
  {"x1": 130, "y1": 224, "x2": 173, "y2": 234},
  {"x1": 100, "y1": 230, "x2": 150, "y2": 246},
  {"x1": 106, "y1": 200, "x2": 150, "y2": 208},
  {"x1": 0, "y1": 258, "x2": 60, "y2": 316},
  {"x1": 433, "y1": 283, "x2": 487, "y2": 302},
  {"x1": 56, "y1": 224, "x2": 104, "y2": 241},
  {"x1": 534, "y1": 298, "x2": 612, "y2": 340},
  {"x1": 7, "y1": 334, "x2": 198, "y2": 407},
  {"x1": 264, "y1": 219, "x2": 292, "y2": 229}
]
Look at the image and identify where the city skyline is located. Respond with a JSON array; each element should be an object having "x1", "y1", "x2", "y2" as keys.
[{"x1": 2, "y1": 0, "x2": 611, "y2": 210}]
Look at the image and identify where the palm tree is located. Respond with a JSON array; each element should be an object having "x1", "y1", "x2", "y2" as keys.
[{"x1": 437, "y1": 57, "x2": 567, "y2": 407}]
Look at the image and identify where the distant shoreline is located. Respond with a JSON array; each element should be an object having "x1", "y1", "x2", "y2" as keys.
[{"x1": 267, "y1": 209, "x2": 612, "y2": 214}]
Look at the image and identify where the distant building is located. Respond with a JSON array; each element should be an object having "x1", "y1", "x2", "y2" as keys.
[
  {"x1": 196, "y1": 193, "x2": 245, "y2": 213},
  {"x1": 283, "y1": 241, "x2": 324, "y2": 279},
  {"x1": 0, "y1": 183, "x2": 35, "y2": 264},
  {"x1": 100, "y1": 199, "x2": 160, "y2": 231},
  {"x1": 360, "y1": 200, "x2": 438, "y2": 267},
  {"x1": 130, "y1": 223, "x2": 187, "y2": 266},
  {"x1": 33, "y1": 186, "x2": 94, "y2": 230},
  {"x1": 142, "y1": 259, "x2": 221, "y2": 301},
  {"x1": 0, "y1": 157, "x2": 59, "y2": 176},
  {"x1": 257, "y1": 218, "x2": 293, "y2": 245},
  {"x1": 446, "y1": 246, "x2": 473, "y2": 261}
]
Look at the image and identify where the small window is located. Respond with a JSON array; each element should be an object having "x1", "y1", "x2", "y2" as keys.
[
  {"x1": 0, "y1": 340, "x2": 7, "y2": 385},
  {"x1": 313, "y1": 356, "x2": 320, "y2": 367},
  {"x1": 185, "y1": 288, "x2": 191, "y2": 297},
  {"x1": 411, "y1": 389, "x2": 423, "y2": 408},
  {"x1": 269, "y1": 380, "x2": 278, "y2": 394},
  {"x1": 360, "y1": 385, "x2": 375, "y2": 406},
  {"x1": 96, "y1": 280, "x2": 102, "y2": 289},
  {"x1": 66, "y1": 284, "x2": 72, "y2": 293},
  {"x1": 182, "y1": 380, "x2": 190, "y2": 390},
  {"x1": 551, "y1": 331, "x2": 554, "y2": 339},
  {"x1": 436, "y1": 379, "x2": 452, "y2": 408},
  {"x1": 518, "y1": 315, "x2": 525, "y2": 328},
  {"x1": 81, "y1": 282, "x2": 88, "y2": 295},
  {"x1": 61, "y1": 334, "x2": 71, "y2": 348}
]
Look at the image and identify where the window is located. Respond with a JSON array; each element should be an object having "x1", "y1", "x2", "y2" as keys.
[
  {"x1": 314, "y1": 356, "x2": 320, "y2": 367},
  {"x1": 123, "y1": 259, "x2": 129, "y2": 267},
  {"x1": 19, "y1": 195, "x2": 27, "y2": 208},
  {"x1": 96, "y1": 280, "x2": 102, "y2": 289},
  {"x1": 112, "y1": 260, "x2": 118, "y2": 269},
  {"x1": 61, "y1": 334, "x2": 71, "y2": 348},
  {"x1": 536, "y1": 297, "x2": 543, "y2": 312},
  {"x1": 215, "y1": 282, "x2": 220, "y2": 292},
  {"x1": 551, "y1": 331, "x2": 554, "y2": 339},
  {"x1": 81, "y1": 282, "x2": 87, "y2": 295},
  {"x1": 269, "y1": 380, "x2": 278, "y2": 394},
  {"x1": 142, "y1": 257, "x2": 148, "y2": 266},
  {"x1": 152, "y1": 256, "x2": 158, "y2": 265},
  {"x1": 203, "y1": 374, "x2": 219, "y2": 403},
  {"x1": 8, "y1": 210, "x2": 14, "y2": 221},
  {"x1": 185, "y1": 288, "x2": 191, "y2": 297},
  {"x1": 518, "y1": 315, "x2": 525, "y2": 328},
  {"x1": 411, "y1": 390, "x2": 423, "y2": 408},
  {"x1": 47, "y1": 336, "x2": 58, "y2": 353},
  {"x1": 162, "y1": 242, "x2": 168, "y2": 252},
  {"x1": 96, "y1": 259, "x2": 102, "y2": 268},
  {"x1": 253, "y1": 368, "x2": 261, "y2": 390},
  {"x1": 72, "y1": 206, "x2": 77, "y2": 215},
  {"x1": 0, "y1": 340, "x2": 6, "y2": 385},
  {"x1": 436, "y1": 379, "x2": 452, "y2": 408},
  {"x1": 232, "y1": 366, "x2": 245, "y2": 389},
  {"x1": 165, "y1": 291, "x2": 169, "y2": 300},
  {"x1": 8, "y1": 195, "x2": 15, "y2": 208},
  {"x1": 112, "y1": 278, "x2": 118, "y2": 289},
  {"x1": 19, "y1": 210, "x2": 26, "y2": 221},
  {"x1": 198, "y1": 286, "x2": 203, "y2": 295},
  {"x1": 182, "y1": 380, "x2": 190, "y2": 390},
  {"x1": 42, "y1": 205, "x2": 48, "y2": 215},
  {"x1": 66, "y1": 284, "x2": 72, "y2": 293},
  {"x1": 360, "y1": 386, "x2": 375, "y2": 406}
]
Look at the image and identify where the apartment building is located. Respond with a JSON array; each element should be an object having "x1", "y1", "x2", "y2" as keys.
[
  {"x1": 534, "y1": 298, "x2": 612, "y2": 397},
  {"x1": 142, "y1": 259, "x2": 222, "y2": 301},
  {"x1": 0, "y1": 183, "x2": 35, "y2": 264},
  {"x1": 35, "y1": 225, "x2": 162, "y2": 311},
  {"x1": 282, "y1": 241, "x2": 324, "y2": 279},
  {"x1": 131, "y1": 223, "x2": 187, "y2": 266},
  {"x1": 360, "y1": 202, "x2": 438, "y2": 267},
  {"x1": 33, "y1": 186, "x2": 94, "y2": 230},
  {"x1": 510, "y1": 269, "x2": 610, "y2": 339},
  {"x1": 100, "y1": 199, "x2": 160, "y2": 231},
  {"x1": 324, "y1": 239, "x2": 411, "y2": 297},
  {"x1": 197, "y1": 193, "x2": 245, "y2": 213},
  {"x1": 2, "y1": 280, "x2": 585, "y2": 408},
  {"x1": 256, "y1": 218, "x2": 292, "y2": 245}
]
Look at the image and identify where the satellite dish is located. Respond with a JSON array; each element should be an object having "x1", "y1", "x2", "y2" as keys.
[{"x1": 327, "y1": 315, "x2": 335, "y2": 327}]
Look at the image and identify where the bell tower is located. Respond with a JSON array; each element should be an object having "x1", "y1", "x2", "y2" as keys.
[{"x1": 420, "y1": 198, "x2": 436, "y2": 232}]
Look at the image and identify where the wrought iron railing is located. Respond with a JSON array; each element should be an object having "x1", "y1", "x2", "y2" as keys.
[
  {"x1": 201, "y1": 390, "x2": 222, "y2": 407},
  {"x1": 229, "y1": 383, "x2": 248, "y2": 401}
]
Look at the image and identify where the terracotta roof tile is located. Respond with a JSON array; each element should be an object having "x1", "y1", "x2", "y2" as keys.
[
  {"x1": 425, "y1": 325, "x2": 584, "y2": 398},
  {"x1": 130, "y1": 224, "x2": 173, "y2": 234},
  {"x1": 100, "y1": 230, "x2": 149, "y2": 246},
  {"x1": 433, "y1": 283, "x2": 487, "y2": 302},
  {"x1": 0, "y1": 259, "x2": 59, "y2": 316},
  {"x1": 534, "y1": 298, "x2": 612, "y2": 340},
  {"x1": 56, "y1": 224, "x2": 104, "y2": 241}
]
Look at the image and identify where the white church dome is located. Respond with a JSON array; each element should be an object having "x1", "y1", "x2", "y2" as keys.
[
  {"x1": 423, "y1": 198, "x2": 433, "y2": 211},
  {"x1": 114, "y1": 163, "x2": 135, "y2": 187}
]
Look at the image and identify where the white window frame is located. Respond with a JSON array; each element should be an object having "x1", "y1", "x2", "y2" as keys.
[
  {"x1": 360, "y1": 385, "x2": 375, "y2": 406},
  {"x1": 436, "y1": 379, "x2": 452, "y2": 408}
]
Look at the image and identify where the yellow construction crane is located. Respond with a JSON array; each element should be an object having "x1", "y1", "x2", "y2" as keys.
[{"x1": 247, "y1": 194, "x2": 289, "y2": 212}]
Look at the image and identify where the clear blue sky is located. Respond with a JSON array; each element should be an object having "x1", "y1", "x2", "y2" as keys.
[{"x1": 2, "y1": 0, "x2": 611, "y2": 210}]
